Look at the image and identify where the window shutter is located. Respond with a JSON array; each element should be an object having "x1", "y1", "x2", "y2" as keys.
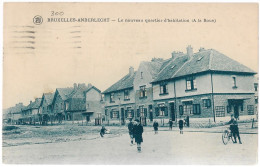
[
  {"x1": 164, "y1": 107, "x2": 168, "y2": 116},
  {"x1": 137, "y1": 109, "x2": 140, "y2": 117},
  {"x1": 193, "y1": 104, "x2": 196, "y2": 114},
  {"x1": 155, "y1": 107, "x2": 159, "y2": 116},
  {"x1": 110, "y1": 111, "x2": 112, "y2": 119},
  {"x1": 117, "y1": 111, "x2": 119, "y2": 118},
  {"x1": 144, "y1": 108, "x2": 147, "y2": 117},
  {"x1": 125, "y1": 110, "x2": 128, "y2": 118},
  {"x1": 179, "y1": 105, "x2": 183, "y2": 115},
  {"x1": 131, "y1": 110, "x2": 134, "y2": 118}
]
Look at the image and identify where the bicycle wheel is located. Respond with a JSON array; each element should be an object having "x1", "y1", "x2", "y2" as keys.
[{"x1": 222, "y1": 130, "x2": 230, "y2": 145}]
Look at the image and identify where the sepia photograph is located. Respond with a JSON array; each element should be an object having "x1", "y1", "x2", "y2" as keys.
[{"x1": 2, "y1": 2, "x2": 259, "y2": 165}]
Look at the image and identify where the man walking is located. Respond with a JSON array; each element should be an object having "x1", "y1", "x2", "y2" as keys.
[
  {"x1": 128, "y1": 119, "x2": 134, "y2": 145},
  {"x1": 133, "y1": 119, "x2": 143, "y2": 152}
]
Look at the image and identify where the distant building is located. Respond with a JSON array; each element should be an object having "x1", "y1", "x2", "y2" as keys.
[
  {"x1": 39, "y1": 93, "x2": 54, "y2": 124},
  {"x1": 21, "y1": 98, "x2": 42, "y2": 124}
]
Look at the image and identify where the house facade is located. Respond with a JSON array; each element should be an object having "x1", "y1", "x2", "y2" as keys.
[
  {"x1": 103, "y1": 67, "x2": 136, "y2": 125},
  {"x1": 39, "y1": 93, "x2": 54, "y2": 124},
  {"x1": 152, "y1": 46, "x2": 256, "y2": 123},
  {"x1": 103, "y1": 46, "x2": 257, "y2": 125}
]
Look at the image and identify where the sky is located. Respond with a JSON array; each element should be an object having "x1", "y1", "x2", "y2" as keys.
[{"x1": 3, "y1": 3, "x2": 258, "y2": 109}]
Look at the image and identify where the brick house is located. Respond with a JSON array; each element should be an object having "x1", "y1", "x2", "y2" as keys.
[
  {"x1": 39, "y1": 93, "x2": 54, "y2": 124},
  {"x1": 21, "y1": 98, "x2": 42, "y2": 124},
  {"x1": 151, "y1": 46, "x2": 256, "y2": 123},
  {"x1": 82, "y1": 85, "x2": 103, "y2": 125},
  {"x1": 133, "y1": 59, "x2": 164, "y2": 125},
  {"x1": 103, "y1": 67, "x2": 136, "y2": 125}
]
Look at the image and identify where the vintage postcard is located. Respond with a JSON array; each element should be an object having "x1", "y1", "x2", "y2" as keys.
[{"x1": 2, "y1": 2, "x2": 258, "y2": 165}]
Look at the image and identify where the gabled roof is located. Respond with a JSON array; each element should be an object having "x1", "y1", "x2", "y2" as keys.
[
  {"x1": 22, "y1": 98, "x2": 42, "y2": 111},
  {"x1": 41, "y1": 93, "x2": 54, "y2": 106},
  {"x1": 152, "y1": 55, "x2": 189, "y2": 83},
  {"x1": 153, "y1": 49, "x2": 256, "y2": 83},
  {"x1": 103, "y1": 72, "x2": 136, "y2": 94},
  {"x1": 143, "y1": 59, "x2": 165, "y2": 79},
  {"x1": 56, "y1": 88, "x2": 74, "y2": 101}
]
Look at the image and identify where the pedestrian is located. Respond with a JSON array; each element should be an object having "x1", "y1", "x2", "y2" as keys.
[
  {"x1": 128, "y1": 119, "x2": 134, "y2": 145},
  {"x1": 169, "y1": 119, "x2": 173, "y2": 130},
  {"x1": 226, "y1": 114, "x2": 242, "y2": 144},
  {"x1": 100, "y1": 125, "x2": 107, "y2": 137},
  {"x1": 179, "y1": 117, "x2": 184, "y2": 134},
  {"x1": 133, "y1": 119, "x2": 143, "y2": 152},
  {"x1": 153, "y1": 120, "x2": 159, "y2": 134}
]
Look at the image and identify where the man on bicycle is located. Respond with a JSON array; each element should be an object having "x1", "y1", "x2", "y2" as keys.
[{"x1": 227, "y1": 114, "x2": 242, "y2": 144}]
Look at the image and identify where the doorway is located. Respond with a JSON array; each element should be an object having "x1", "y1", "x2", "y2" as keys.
[{"x1": 170, "y1": 103, "x2": 175, "y2": 121}]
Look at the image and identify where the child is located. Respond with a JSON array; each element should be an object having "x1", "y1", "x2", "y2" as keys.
[
  {"x1": 100, "y1": 125, "x2": 107, "y2": 137},
  {"x1": 133, "y1": 119, "x2": 143, "y2": 152},
  {"x1": 128, "y1": 119, "x2": 134, "y2": 145},
  {"x1": 179, "y1": 118, "x2": 184, "y2": 134},
  {"x1": 153, "y1": 120, "x2": 159, "y2": 134}
]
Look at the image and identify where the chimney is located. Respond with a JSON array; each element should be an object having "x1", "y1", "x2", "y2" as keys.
[
  {"x1": 129, "y1": 66, "x2": 134, "y2": 76},
  {"x1": 199, "y1": 47, "x2": 205, "y2": 52},
  {"x1": 73, "y1": 83, "x2": 78, "y2": 90},
  {"x1": 186, "y1": 45, "x2": 193, "y2": 57},
  {"x1": 88, "y1": 83, "x2": 92, "y2": 88}
]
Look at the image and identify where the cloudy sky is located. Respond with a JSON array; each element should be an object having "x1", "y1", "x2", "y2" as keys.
[{"x1": 3, "y1": 3, "x2": 258, "y2": 108}]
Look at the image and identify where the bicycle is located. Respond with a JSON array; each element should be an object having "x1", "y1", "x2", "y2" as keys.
[{"x1": 222, "y1": 126, "x2": 235, "y2": 145}]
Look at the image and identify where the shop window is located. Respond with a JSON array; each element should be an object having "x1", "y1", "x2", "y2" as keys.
[{"x1": 183, "y1": 101, "x2": 193, "y2": 115}]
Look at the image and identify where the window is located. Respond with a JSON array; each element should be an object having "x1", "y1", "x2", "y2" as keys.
[
  {"x1": 65, "y1": 102, "x2": 69, "y2": 110},
  {"x1": 140, "y1": 86, "x2": 147, "y2": 98},
  {"x1": 110, "y1": 93, "x2": 115, "y2": 103},
  {"x1": 160, "y1": 82, "x2": 168, "y2": 95},
  {"x1": 215, "y1": 106, "x2": 225, "y2": 117},
  {"x1": 186, "y1": 76, "x2": 197, "y2": 90},
  {"x1": 254, "y1": 83, "x2": 258, "y2": 91},
  {"x1": 124, "y1": 89, "x2": 130, "y2": 100},
  {"x1": 97, "y1": 113, "x2": 102, "y2": 118},
  {"x1": 202, "y1": 99, "x2": 211, "y2": 108},
  {"x1": 141, "y1": 72, "x2": 143, "y2": 79},
  {"x1": 193, "y1": 104, "x2": 201, "y2": 114},
  {"x1": 111, "y1": 111, "x2": 119, "y2": 118},
  {"x1": 232, "y1": 76, "x2": 237, "y2": 88},
  {"x1": 139, "y1": 106, "x2": 145, "y2": 117},
  {"x1": 183, "y1": 101, "x2": 193, "y2": 115},
  {"x1": 247, "y1": 105, "x2": 254, "y2": 115},
  {"x1": 158, "y1": 104, "x2": 168, "y2": 116}
]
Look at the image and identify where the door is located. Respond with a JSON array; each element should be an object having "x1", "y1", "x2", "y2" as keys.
[
  {"x1": 170, "y1": 103, "x2": 175, "y2": 121},
  {"x1": 149, "y1": 105, "x2": 153, "y2": 121},
  {"x1": 121, "y1": 108, "x2": 125, "y2": 125},
  {"x1": 234, "y1": 105, "x2": 239, "y2": 119},
  {"x1": 140, "y1": 117, "x2": 147, "y2": 126},
  {"x1": 86, "y1": 115, "x2": 90, "y2": 122}
]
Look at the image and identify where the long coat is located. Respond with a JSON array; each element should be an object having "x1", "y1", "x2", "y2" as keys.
[{"x1": 133, "y1": 124, "x2": 143, "y2": 143}]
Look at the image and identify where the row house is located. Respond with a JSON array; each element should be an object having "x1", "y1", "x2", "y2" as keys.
[
  {"x1": 103, "y1": 46, "x2": 257, "y2": 125},
  {"x1": 39, "y1": 93, "x2": 54, "y2": 124},
  {"x1": 51, "y1": 83, "x2": 103, "y2": 124},
  {"x1": 21, "y1": 98, "x2": 42, "y2": 124},
  {"x1": 3, "y1": 103, "x2": 24, "y2": 124}
]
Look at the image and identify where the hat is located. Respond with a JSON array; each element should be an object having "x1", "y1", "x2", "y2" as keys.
[{"x1": 134, "y1": 119, "x2": 140, "y2": 122}]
